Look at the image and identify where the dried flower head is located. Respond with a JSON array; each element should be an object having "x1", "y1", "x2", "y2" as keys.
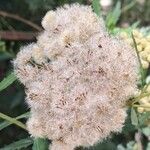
[{"x1": 14, "y1": 4, "x2": 139, "y2": 150}]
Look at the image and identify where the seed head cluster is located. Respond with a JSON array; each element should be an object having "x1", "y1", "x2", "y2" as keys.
[{"x1": 14, "y1": 4, "x2": 139, "y2": 150}]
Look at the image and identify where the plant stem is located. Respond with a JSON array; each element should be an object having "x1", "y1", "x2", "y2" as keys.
[
  {"x1": 0, "y1": 11, "x2": 42, "y2": 31},
  {"x1": 132, "y1": 33, "x2": 145, "y2": 87},
  {"x1": 132, "y1": 92, "x2": 150, "y2": 104},
  {"x1": 133, "y1": 104, "x2": 150, "y2": 109}
]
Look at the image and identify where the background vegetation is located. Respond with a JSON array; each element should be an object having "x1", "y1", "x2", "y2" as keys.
[{"x1": 0, "y1": 0, "x2": 150, "y2": 150}]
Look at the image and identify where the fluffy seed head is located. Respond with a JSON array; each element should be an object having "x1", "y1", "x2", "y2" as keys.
[{"x1": 14, "y1": 4, "x2": 139, "y2": 150}]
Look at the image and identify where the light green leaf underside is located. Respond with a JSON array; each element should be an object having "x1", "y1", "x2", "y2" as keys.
[
  {"x1": 32, "y1": 138, "x2": 49, "y2": 150},
  {"x1": 131, "y1": 108, "x2": 138, "y2": 126},
  {"x1": 92, "y1": 0, "x2": 101, "y2": 16}
]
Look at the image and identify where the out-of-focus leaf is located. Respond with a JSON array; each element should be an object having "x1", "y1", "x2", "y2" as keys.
[
  {"x1": 131, "y1": 108, "x2": 138, "y2": 126},
  {"x1": 138, "y1": 112, "x2": 150, "y2": 126},
  {"x1": 117, "y1": 141, "x2": 136, "y2": 150},
  {"x1": 126, "y1": 141, "x2": 136, "y2": 149},
  {"x1": 122, "y1": 110, "x2": 136, "y2": 133},
  {"x1": 117, "y1": 145, "x2": 126, "y2": 150},
  {"x1": 0, "y1": 41, "x2": 6, "y2": 52},
  {"x1": 0, "y1": 52, "x2": 14, "y2": 61},
  {"x1": 0, "y1": 112, "x2": 29, "y2": 131},
  {"x1": 140, "y1": 27, "x2": 150, "y2": 36},
  {"x1": 26, "y1": 0, "x2": 53, "y2": 12},
  {"x1": 146, "y1": 142, "x2": 150, "y2": 150},
  {"x1": 10, "y1": 91, "x2": 24, "y2": 109},
  {"x1": 131, "y1": 21, "x2": 140, "y2": 28},
  {"x1": 0, "y1": 54, "x2": 12, "y2": 60},
  {"x1": 142, "y1": 127, "x2": 150, "y2": 137},
  {"x1": 122, "y1": 0, "x2": 136, "y2": 13},
  {"x1": 0, "y1": 138, "x2": 33, "y2": 150},
  {"x1": 32, "y1": 138, "x2": 49, "y2": 150},
  {"x1": 83, "y1": 140, "x2": 116, "y2": 150},
  {"x1": 92, "y1": 0, "x2": 101, "y2": 16},
  {"x1": 0, "y1": 72, "x2": 17, "y2": 92},
  {"x1": 106, "y1": 1, "x2": 121, "y2": 30}
]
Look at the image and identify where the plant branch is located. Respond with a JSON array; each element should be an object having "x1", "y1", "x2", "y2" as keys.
[
  {"x1": 0, "y1": 31, "x2": 38, "y2": 41},
  {"x1": 132, "y1": 92, "x2": 150, "y2": 104},
  {"x1": 0, "y1": 10, "x2": 42, "y2": 31},
  {"x1": 133, "y1": 104, "x2": 150, "y2": 109},
  {"x1": 135, "y1": 131, "x2": 143, "y2": 150}
]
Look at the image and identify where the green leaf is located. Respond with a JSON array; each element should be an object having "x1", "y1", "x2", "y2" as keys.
[
  {"x1": 127, "y1": 141, "x2": 136, "y2": 149},
  {"x1": 122, "y1": 0, "x2": 136, "y2": 13},
  {"x1": 106, "y1": 1, "x2": 121, "y2": 30},
  {"x1": 0, "y1": 138, "x2": 33, "y2": 150},
  {"x1": 117, "y1": 141, "x2": 136, "y2": 150},
  {"x1": 131, "y1": 108, "x2": 138, "y2": 126},
  {"x1": 32, "y1": 138, "x2": 49, "y2": 150},
  {"x1": 92, "y1": 0, "x2": 101, "y2": 16},
  {"x1": 0, "y1": 52, "x2": 14, "y2": 61},
  {"x1": 138, "y1": 112, "x2": 150, "y2": 126},
  {"x1": 0, "y1": 112, "x2": 26, "y2": 130},
  {"x1": 0, "y1": 41, "x2": 6, "y2": 52},
  {"x1": 90, "y1": 140, "x2": 116, "y2": 150},
  {"x1": 146, "y1": 142, "x2": 150, "y2": 150},
  {"x1": 142, "y1": 127, "x2": 150, "y2": 137},
  {"x1": 131, "y1": 21, "x2": 140, "y2": 29},
  {"x1": 0, "y1": 112, "x2": 30, "y2": 131},
  {"x1": 0, "y1": 72, "x2": 17, "y2": 92}
]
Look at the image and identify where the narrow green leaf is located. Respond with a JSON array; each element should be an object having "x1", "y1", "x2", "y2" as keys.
[
  {"x1": 0, "y1": 41, "x2": 6, "y2": 52},
  {"x1": 0, "y1": 112, "x2": 30, "y2": 131},
  {"x1": 32, "y1": 138, "x2": 49, "y2": 150},
  {"x1": 16, "y1": 112, "x2": 30, "y2": 119},
  {"x1": 0, "y1": 112, "x2": 26, "y2": 130},
  {"x1": 131, "y1": 108, "x2": 138, "y2": 126},
  {"x1": 92, "y1": 0, "x2": 101, "y2": 16},
  {"x1": 0, "y1": 138, "x2": 33, "y2": 150},
  {"x1": 122, "y1": 0, "x2": 136, "y2": 13},
  {"x1": 131, "y1": 21, "x2": 140, "y2": 29},
  {"x1": 0, "y1": 72, "x2": 17, "y2": 92},
  {"x1": 106, "y1": 1, "x2": 121, "y2": 30}
]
